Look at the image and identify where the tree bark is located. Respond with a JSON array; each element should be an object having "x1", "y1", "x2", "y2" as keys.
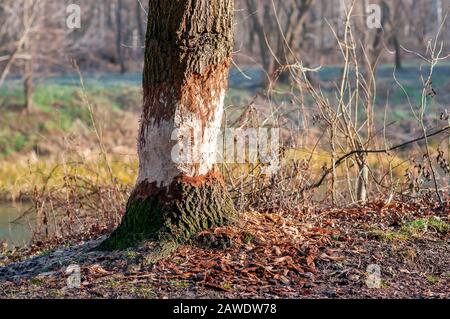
[
  {"x1": 116, "y1": 0, "x2": 126, "y2": 73},
  {"x1": 356, "y1": 154, "x2": 368, "y2": 203},
  {"x1": 24, "y1": 50, "x2": 33, "y2": 111},
  {"x1": 23, "y1": 0, "x2": 34, "y2": 111},
  {"x1": 392, "y1": 35, "x2": 402, "y2": 70},
  {"x1": 99, "y1": 0, "x2": 236, "y2": 255},
  {"x1": 135, "y1": 0, "x2": 145, "y2": 43},
  {"x1": 246, "y1": 0, "x2": 276, "y2": 82}
]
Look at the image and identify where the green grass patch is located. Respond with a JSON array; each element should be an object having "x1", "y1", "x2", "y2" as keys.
[
  {"x1": 403, "y1": 217, "x2": 449, "y2": 235},
  {"x1": 0, "y1": 83, "x2": 142, "y2": 156},
  {"x1": 373, "y1": 217, "x2": 449, "y2": 242},
  {"x1": 426, "y1": 275, "x2": 440, "y2": 285}
]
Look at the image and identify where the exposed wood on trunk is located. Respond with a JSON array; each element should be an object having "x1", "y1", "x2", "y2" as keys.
[{"x1": 138, "y1": 0, "x2": 234, "y2": 187}]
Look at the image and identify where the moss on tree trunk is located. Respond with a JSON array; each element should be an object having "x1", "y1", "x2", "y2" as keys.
[{"x1": 98, "y1": 180, "x2": 236, "y2": 257}]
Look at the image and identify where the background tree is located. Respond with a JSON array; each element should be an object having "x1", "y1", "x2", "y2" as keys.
[
  {"x1": 115, "y1": 0, "x2": 126, "y2": 73},
  {"x1": 0, "y1": 0, "x2": 42, "y2": 111},
  {"x1": 244, "y1": 0, "x2": 314, "y2": 84}
]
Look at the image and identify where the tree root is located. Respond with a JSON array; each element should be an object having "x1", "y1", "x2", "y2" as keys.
[{"x1": 97, "y1": 180, "x2": 236, "y2": 260}]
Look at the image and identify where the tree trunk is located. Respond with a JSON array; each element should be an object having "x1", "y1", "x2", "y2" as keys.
[
  {"x1": 24, "y1": 54, "x2": 33, "y2": 111},
  {"x1": 99, "y1": 0, "x2": 236, "y2": 256},
  {"x1": 245, "y1": 0, "x2": 276, "y2": 84},
  {"x1": 135, "y1": 0, "x2": 145, "y2": 43},
  {"x1": 435, "y1": 0, "x2": 443, "y2": 32},
  {"x1": 392, "y1": 35, "x2": 402, "y2": 70},
  {"x1": 116, "y1": 0, "x2": 126, "y2": 73},
  {"x1": 23, "y1": 0, "x2": 33, "y2": 111},
  {"x1": 356, "y1": 154, "x2": 368, "y2": 203}
]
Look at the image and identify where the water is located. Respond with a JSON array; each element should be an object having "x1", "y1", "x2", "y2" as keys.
[{"x1": 0, "y1": 202, "x2": 33, "y2": 247}]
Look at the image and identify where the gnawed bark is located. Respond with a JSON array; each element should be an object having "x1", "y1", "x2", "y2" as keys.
[{"x1": 99, "y1": 0, "x2": 236, "y2": 256}]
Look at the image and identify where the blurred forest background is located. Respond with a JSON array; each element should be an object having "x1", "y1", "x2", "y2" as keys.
[
  {"x1": 1, "y1": 0, "x2": 449, "y2": 76},
  {"x1": 0, "y1": 0, "x2": 449, "y2": 246}
]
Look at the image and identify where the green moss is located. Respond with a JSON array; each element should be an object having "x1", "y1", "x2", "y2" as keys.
[
  {"x1": 223, "y1": 282, "x2": 233, "y2": 290},
  {"x1": 131, "y1": 285, "x2": 157, "y2": 298},
  {"x1": 98, "y1": 195, "x2": 166, "y2": 251},
  {"x1": 402, "y1": 217, "x2": 449, "y2": 236},
  {"x1": 373, "y1": 217, "x2": 449, "y2": 243},
  {"x1": 373, "y1": 229, "x2": 410, "y2": 242},
  {"x1": 426, "y1": 275, "x2": 439, "y2": 285},
  {"x1": 170, "y1": 281, "x2": 191, "y2": 288},
  {"x1": 426, "y1": 217, "x2": 449, "y2": 234},
  {"x1": 98, "y1": 181, "x2": 236, "y2": 259},
  {"x1": 243, "y1": 232, "x2": 255, "y2": 244}
]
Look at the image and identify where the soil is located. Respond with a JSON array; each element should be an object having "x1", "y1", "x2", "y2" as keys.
[{"x1": 0, "y1": 200, "x2": 448, "y2": 299}]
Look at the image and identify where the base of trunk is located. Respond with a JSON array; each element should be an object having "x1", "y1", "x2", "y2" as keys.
[{"x1": 98, "y1": 180, "x2": 236, "y2": 257}]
